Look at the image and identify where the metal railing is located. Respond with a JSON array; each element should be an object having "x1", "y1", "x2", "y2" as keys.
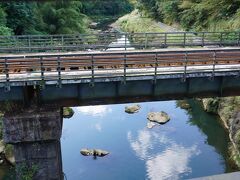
[
  {"x1": 0, "y1": 48, "x2": 240, "y2": 90},
  {"x1": 0, "y1": 31, "x2": 240, "y2": 53}
]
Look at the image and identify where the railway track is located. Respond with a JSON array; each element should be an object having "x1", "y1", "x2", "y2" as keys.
[{"x1": 0, "y1": 48, "x2": 240, "y2": 74}]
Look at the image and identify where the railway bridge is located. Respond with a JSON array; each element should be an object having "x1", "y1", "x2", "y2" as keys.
[{"x1": 1, "y1": 31, "x2": 240, "y2": 179}]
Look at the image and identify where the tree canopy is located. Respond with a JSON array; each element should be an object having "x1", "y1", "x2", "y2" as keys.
[{"x1": 0, "y1": 0, "x2": 133, "y2": 35}]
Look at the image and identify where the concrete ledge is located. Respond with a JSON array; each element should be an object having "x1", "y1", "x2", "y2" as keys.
[{"x1": 190, "y1": 172, "x2": 240, "y2": 180}]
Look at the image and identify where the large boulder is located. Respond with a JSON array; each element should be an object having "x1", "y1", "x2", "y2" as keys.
[
  {"x1": 147, "y1": 111, "x2": 170, "y2": 124},
  {"x1": 80, "y1": 148, "x2": 109, "y2": 157},
  {"x1": 125, "y1": 105, "x2": 141, "y2": 114}
]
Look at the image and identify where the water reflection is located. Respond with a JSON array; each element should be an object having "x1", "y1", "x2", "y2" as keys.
[
  {"x1": 128, "y1": 130, "x2": 200, "y2": 180},
  {"x1": 61, "y1": 101, "x2": 234, "y2": 180},
  {"x1": 76, "y1": 105, "x2": 113, "y2": 117}
]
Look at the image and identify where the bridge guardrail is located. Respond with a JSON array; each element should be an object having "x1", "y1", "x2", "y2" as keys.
[
  {"x1": 0, "y1": 48, "x2": 240, "y2": 90},
  {"x1": 0, "y1": 32, "x2": 240, "y2": 53}
]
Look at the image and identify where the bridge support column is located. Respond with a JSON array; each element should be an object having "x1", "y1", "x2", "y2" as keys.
[{"x1": 3, "y1": 105, "x2": 63, "y2": 180}]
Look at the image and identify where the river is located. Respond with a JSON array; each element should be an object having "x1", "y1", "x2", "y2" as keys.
[{"x1": 61, "y1": 100, "x2": 235, "y2": 180}]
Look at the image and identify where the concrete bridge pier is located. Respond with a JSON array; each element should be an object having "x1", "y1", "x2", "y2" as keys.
[{"x1": 2, "y1": 105, "x2": 63, "y2": 180}]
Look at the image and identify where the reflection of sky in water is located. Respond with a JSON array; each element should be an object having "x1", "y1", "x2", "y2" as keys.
[
  {"x1": 61, "y1": 101, "x2": 228, "y2": 180},
  {"x1": 76, "y1": 105, "x2": 112, "y2": 117},
  {"x1": 128, "y1": 130, "x2": 200, "y2": 180}
]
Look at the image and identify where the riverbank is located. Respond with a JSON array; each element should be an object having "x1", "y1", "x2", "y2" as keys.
[{"x1": 202, "y1": 97, "x2": 240, "y2": 167}]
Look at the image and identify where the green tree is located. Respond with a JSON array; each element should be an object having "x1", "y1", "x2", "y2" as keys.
[
  {"x1": 2, "y1": 2, "x2": 37, "y2": 35},
  {"x1": 38, "y1": 1, "x2": 87, "y2": 34},
  {"x1": 0, "y1": 5, "x2": 12, "y2": 35}
]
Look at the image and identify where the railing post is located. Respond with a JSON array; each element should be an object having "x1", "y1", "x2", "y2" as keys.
[
  {"x1": 51, "y1": 36, "x2": 53, "y2": 52},
  {"x1": 183, "y1": 32, "x2": 186, "y2": 47},
  {"x1": 61, "y1": 35, "x2": 64, "y2": 52},
  {"x1": 125, "y1": 33, "x2": 127, "y2": 51},
  {"x1": 182, "y1": 52, "x2": 188, "y2": 82},
  {"x1": 220, "y1": 32, "x2": 223, "y2": 47},
  {"x1": 212, "y1": 50, "x2": 216, "y2": 80},
  {"x1": 57, "y1": 56, "x2": 62, "y2": 88},
  {"x1": 28, "y1": 36, "x2": 31, "y2": 52},
  {"x1": 16, "y1": 36, "x2": 20, "y2": 53},
  {"x1": 154, "y1": 52, "x2": 158, "y2": 84},
  {"x1": 202, "y1": 32, "x2": 205, "y2": 47},
  {"x1": 164, "y1": 33, "x2": 167, "y2": 47},
  {"x1": 238, "y1": 32, "x2": 240, "y2": 46},
  {"x1": 40, "y1": 57, "x2": 45, "y2": 89},
  {"x1": 4, "y1": 58, "x2": 10, "y2": 91},
  {"x1": 145, "y1": 33, "x2": 148, "y2": 49},
  {"x1": 90, "y1": 54, "x2": 94, "y2": 87},
  {"x1": 123, "y1": 54, "x2": 127, "y2": 84}
]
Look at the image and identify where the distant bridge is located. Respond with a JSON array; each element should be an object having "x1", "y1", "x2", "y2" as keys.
[{"x1": 0, "y1": 31, "x2": 240, "y2": 53}]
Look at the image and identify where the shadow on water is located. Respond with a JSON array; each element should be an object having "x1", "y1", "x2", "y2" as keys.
[{"x1": 179, "y1": 99, "x2": 237, "y2": 172}]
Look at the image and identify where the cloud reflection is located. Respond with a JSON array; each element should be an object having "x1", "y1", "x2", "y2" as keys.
[
  {"x1": 128, "y1": 129, "x2": 200, "y2": 180},
  {"x1": 76, "y1": 105, "x2": 112, "y2": 117},
  {"x1": 95, "y1": 123, "x2": 102, "y2": 132}
]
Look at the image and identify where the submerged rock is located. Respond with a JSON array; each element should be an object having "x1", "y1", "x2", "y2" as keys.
[
  {"x1": 177, "y1": 100, "x2": 191, "y2": 110},
  {"x1": 147, "y1": 111, "x2": 170, "y2": 124},
  {"x1": 80, "y1": 148, "x2": 109, "y2": 157},
  {"x1": 125, "y1": 105, "x2": 141, "y2": 114}
]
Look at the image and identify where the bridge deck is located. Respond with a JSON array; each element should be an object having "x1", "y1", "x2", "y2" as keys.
[{"x1": 0, "y1": 47, "x2": 240, "y2": 89}]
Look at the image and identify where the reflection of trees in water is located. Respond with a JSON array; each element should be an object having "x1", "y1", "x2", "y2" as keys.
[{"x1": 177, "y1": 99, "x2": 236, "y2": 172}]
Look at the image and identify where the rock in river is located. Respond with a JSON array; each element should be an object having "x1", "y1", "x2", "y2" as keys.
[
  {"x1": 125, "y1": 105, "x2": 141, "y2": 114},
  {"x1": 147, "y1": 111, "x2": 170, "y2": 124},
  {"x1": 80, "y1": 149, "x2": 109, "y2": 157}
]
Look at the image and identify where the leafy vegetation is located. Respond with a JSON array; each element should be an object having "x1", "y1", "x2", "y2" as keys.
[
  {"x1": 82, "y1": 0, "x2": 133, "y2": 17},
  {"x1": 0, "y1": 1, "x2": 133, "y2": 36},
  {"x1": 16, "y1": 163, "x2": 38, "y2": 180},
  {"x1": 116, "y1": 10, "x2": 165, "y2": 33},
  {"x1": 132, "y1": 0, "x2": 240, "y2": 31}
]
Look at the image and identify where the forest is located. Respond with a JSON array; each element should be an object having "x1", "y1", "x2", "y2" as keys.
[
  {"x1": 0, "y1": 0, "x2": 132, "y2": 36},
  {"x1": 0, "y1": 0, "x2": 240, "y2": 36}
]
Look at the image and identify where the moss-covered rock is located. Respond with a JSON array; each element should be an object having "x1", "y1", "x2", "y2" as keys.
[{"x1": 63, "y1": 107, "x2": 74, "y2": 119}]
